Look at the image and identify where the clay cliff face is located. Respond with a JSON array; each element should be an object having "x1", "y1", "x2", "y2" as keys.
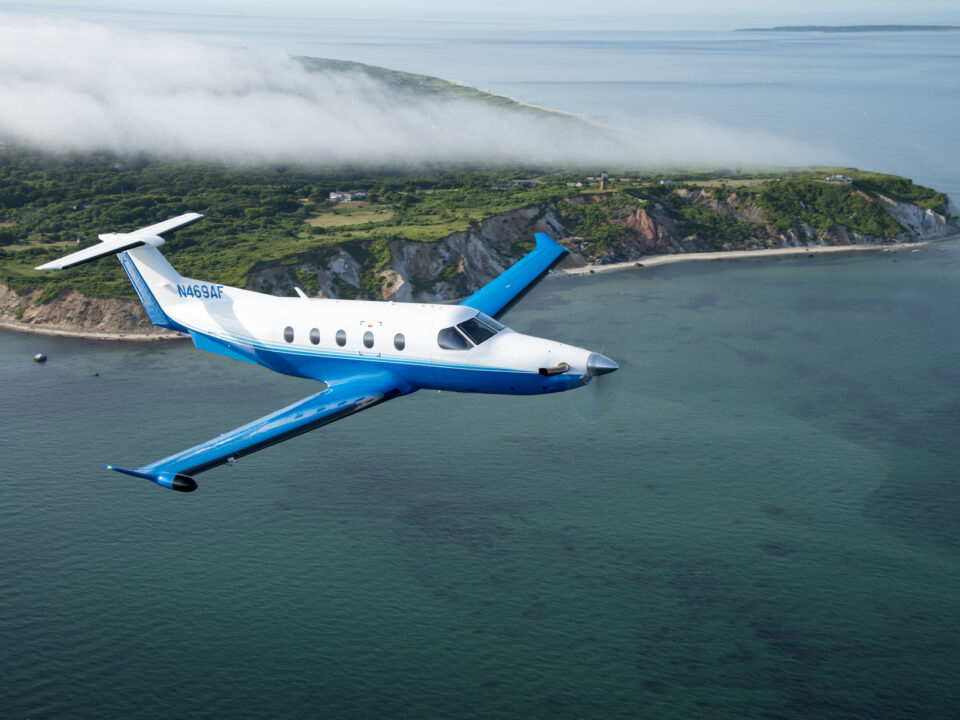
[
  {"x1": 569, "y1": 188, "x2": 960, "y2": 261},
  {"x1": 2, "y1": 190, "x2": 957, "y2": 338},
  {"x1": 246, "y1": 205, "x2": 566, "y2": 303},
  {"x1": 0, "y1": 283, "x2": 177, "y2": 338}
]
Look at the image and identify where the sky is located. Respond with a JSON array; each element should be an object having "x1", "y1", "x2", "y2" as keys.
[
  {"x1": 8, "y1": 0, "x2": 959, "y2": 13},
  {"x1": 3, "y1": 0, "x2": 959, "y2": 28}
]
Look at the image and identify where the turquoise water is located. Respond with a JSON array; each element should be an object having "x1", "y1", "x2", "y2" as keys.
[{"x1": 3, "y1": 243, "x2": 960, "y2": 718}]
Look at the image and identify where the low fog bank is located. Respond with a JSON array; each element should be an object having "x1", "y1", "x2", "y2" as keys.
[{"x1": 0, "y1": 15, "x2": 817, "y2": 168}]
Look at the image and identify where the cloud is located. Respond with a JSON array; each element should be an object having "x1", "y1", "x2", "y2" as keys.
[{"x1": 0, "y1": 14, "x2": 818, "y2": 167}]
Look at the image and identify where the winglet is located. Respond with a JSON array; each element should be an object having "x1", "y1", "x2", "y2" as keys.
[{"x1": 105, "y1": 465, "x2": 198, "y2": 492}]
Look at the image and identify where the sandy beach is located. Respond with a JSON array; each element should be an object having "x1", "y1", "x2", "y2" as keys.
[
  {"x1": 558, "y1": 240, "x2": 946, "y2": 277},
  {"x1": 0, "y1": 319, "x2": 185, "y2": 342}
]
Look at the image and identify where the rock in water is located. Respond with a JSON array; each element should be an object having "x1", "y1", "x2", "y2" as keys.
[{"x1": 32, "y1": 353, "x2": 47, "y2": 363}]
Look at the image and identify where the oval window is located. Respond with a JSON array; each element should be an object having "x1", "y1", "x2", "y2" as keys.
[
  {"x1": 363, "y1": 331, "x2": 374, "y2": 349},
  {"x1": 394, "y1": 333, "x2": 405, "y2": 351},
  {"x1": 336, "y1": 329, "x2": 346, "y2": 347},
  {"x1": 283, "y1": 326, "x2": 294, "y2": 343},
  {"x1": 309, "y1": 328, "x2": 320, "y2": 345}
]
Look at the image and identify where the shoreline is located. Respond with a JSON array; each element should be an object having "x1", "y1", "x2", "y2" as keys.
[
  {"x1": 3, "y1": 237, "x2": 957, "y2": 342},
  {"x1": 557, "y1": 238, "x2": 953, "y2": 276},
  {"x1": 0, "y1": 319, "x2": 186, "y2": 342}
]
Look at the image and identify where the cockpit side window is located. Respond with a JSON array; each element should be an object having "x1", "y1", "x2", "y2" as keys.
[
  {"x1": 458, "y1": 317, "x2": 497, "y2": 345},
  {"x1": 438, "y1": 326, "x2": 472, "y2": 351}
]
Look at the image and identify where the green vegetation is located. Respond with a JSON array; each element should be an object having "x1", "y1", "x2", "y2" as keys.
[
  {"x1": 844, "y1": 170, "x2": 948, "y2": 212},
  {"x1": 0, "y1": 149, "x2": 947, "y2": 304},
  {"x1": 306, "y1": 203, "x2": 395, "y2": 228},
  {"x1": 676, "y1": 204, "x2": 766, "y2": 250},
  {"x1": 296, "y1": 57, "x2": 561, "y2": 117},
  {"x1": 0, "y1": 150, "x2": 581, "y2": 300},
  {"x1": 745, "y1": 178, "x2": 903, "y2": 237},
  {"x1": 557, "y1": 196, "x2": 630, "y2": 255}
]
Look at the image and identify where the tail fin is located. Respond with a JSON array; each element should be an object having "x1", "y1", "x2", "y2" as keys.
[{"x1": 36, "y1": 213, "x2": 204, "y2": 333}]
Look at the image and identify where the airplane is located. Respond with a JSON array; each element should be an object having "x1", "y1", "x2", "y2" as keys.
[{"x1": 37, "y1": 213, "x2": 618, "y2": 493}]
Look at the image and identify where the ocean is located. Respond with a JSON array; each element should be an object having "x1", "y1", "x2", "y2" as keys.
[
  {"x1": 3, "y1": 243, "x2": 960, "y2": 718},
  {"x1": 3, "y1": 10, "x2": 960, "y2": 718}
]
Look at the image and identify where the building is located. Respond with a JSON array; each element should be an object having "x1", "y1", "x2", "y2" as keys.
[
  {"x1": 825, "y1": 175, "x2": 853, "y2": 184},
  {"x1": 329, "y1": 190, "x2": 368, "y2": 203}
]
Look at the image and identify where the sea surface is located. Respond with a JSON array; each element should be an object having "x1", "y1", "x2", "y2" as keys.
[{"x1": 3, "y1": 242, "x2": 960, "y2": 718}]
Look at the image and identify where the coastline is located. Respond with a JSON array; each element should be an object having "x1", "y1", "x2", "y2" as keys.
[
  {"x1": 0, "y1": 319, "x2": 186, "y2": 342},
  {"x1": 557, "y1": 239, "x2": 952, "y2": 276},
  {"x1": 3, "y1": 237, "x2": 957, "y2": 342}
]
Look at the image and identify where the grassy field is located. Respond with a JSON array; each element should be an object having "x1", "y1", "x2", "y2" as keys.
[{"x1": 306, "y1": 202, "x2": 397, "y2": 227}]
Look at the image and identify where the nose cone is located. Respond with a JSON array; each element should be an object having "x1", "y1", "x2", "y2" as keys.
[{"x1": 586, "y1": 352, "x2": 619, "y2": 377}]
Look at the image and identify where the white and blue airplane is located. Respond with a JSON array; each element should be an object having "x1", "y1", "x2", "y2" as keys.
[{"x1": 38, "y1": 213, "x2": 618, "y2": 492}]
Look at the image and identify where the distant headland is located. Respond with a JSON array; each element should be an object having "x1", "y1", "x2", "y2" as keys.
[{"x1": 737, "y1": 25, "x2": 960, "y2": 33}]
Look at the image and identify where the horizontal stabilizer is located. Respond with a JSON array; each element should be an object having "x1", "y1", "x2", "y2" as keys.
[
  {"x1": 128, "y1": 212, "x2": 205, "y2": 239},
  {"x1": 460, "y1": 232, "x2": 569, "y2": 320},
  {"x1": 36, "y1": 235, "x2": 151, "y2": 270},
  {"x1": 35, "y1": 212, "x2": 204, "y2": 270}
]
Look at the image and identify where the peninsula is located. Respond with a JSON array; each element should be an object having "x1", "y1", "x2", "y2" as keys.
[
  {"x1": 737, "y1": 25, "x2": 960, "y2": 33},
  {"x1": 1, "y1": 149, "x2": 956, "y2": 339}
]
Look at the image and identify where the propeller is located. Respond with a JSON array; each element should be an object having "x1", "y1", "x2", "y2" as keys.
[{"x1": 572, "y1": 351, "x2": 621, "y2": 425}]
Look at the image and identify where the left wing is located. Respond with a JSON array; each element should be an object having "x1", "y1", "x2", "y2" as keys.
[
  {"x1": 106, "y1": 372, "x2": 408, "y2": 492},
  {"x1": 459, "y1": 232, "x2": 569, "y2": 320}
]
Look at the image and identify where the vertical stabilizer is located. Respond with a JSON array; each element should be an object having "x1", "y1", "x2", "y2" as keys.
[{"x1": 35, "y1": 213, "x2": 204, "y2": 333}]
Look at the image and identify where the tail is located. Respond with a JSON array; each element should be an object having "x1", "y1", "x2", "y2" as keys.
[{"x1": 36, "y1": 213, "x2": 204, "y2": 332}]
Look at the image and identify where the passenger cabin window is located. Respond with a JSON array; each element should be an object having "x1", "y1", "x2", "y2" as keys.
[
  {"x1": 283, "y1": 326, "x2": 294, "y2": 343},
  {"x1": 438, "y1": 326, "x2": 471, "y2": 351},
  {"x1": 336, "y1": 329, "x2": 346, "y2": 347},
  {"x1": 394, "y1": 333, "x2": 405, "y2": 351},
  {"x1": 363, "y1": 331, "x2": 374, "y2": 349},
  {"x1": 309, "y1": 328, "x2": 320, "y2": 345}
]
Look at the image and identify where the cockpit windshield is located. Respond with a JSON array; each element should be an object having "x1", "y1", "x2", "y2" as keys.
[
  {"x1": 458, "y1": 317, "x2": 497, "y2": 345},
  {"x1": 437, "y1": 312, "x2": 505, "y2": 351},
  {"x1": 476, "y1": 312, "x2": 505, "y2": 332}
]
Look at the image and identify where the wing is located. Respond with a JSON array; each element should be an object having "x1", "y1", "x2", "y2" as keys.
[
  {"x1": 459, "y1": 232, "x2": 569, "y2": 320},
  {"x1": 106, "y1": 372, "x2": 408, "y2": 491}
]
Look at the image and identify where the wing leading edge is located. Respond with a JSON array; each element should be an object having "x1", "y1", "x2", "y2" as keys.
[
  {"x1": 107, "y1": 372, "x2": 409, "y2": 491},
  {"x1": 459, "y1": 232, "x2": 568, "y2": 320}
]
